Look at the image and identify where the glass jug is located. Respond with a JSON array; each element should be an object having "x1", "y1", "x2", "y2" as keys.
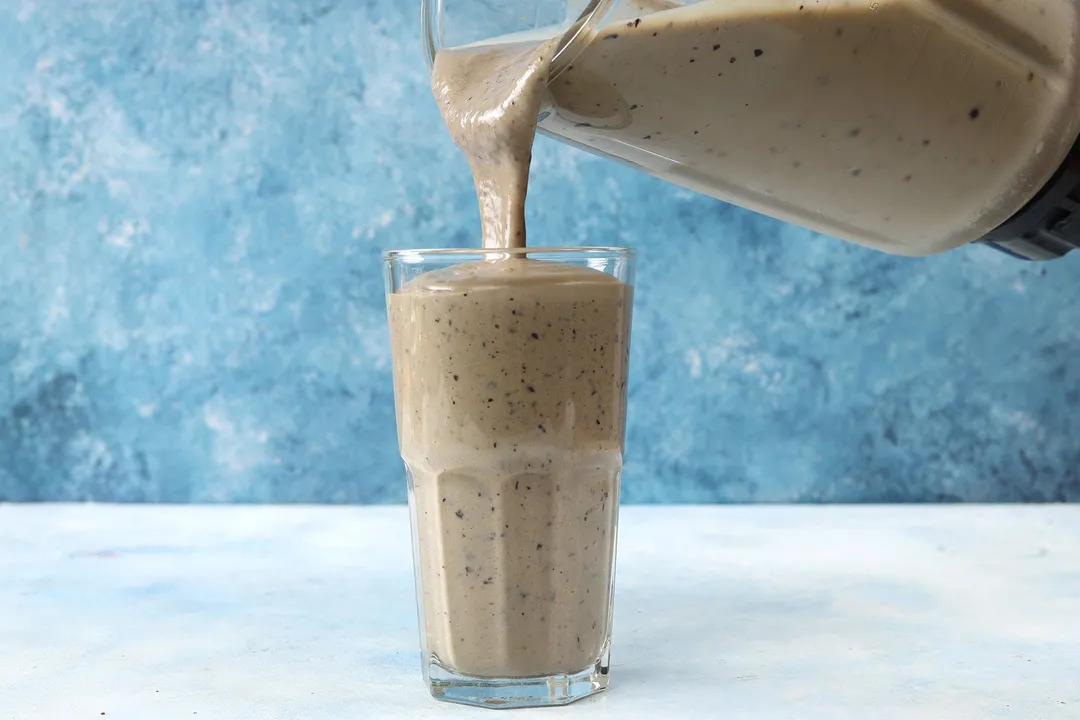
[{"x1": 422, "y1": 0, "x2": 1080, "y2": 259}]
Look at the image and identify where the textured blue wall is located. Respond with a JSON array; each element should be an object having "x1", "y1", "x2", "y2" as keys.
[{"x1": 1, "y1": 0, "x2": 1078, "y2": 504}]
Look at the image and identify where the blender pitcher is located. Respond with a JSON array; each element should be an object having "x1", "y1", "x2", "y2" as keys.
[{"x1": 422, "y1": 0, "x2": 1080, "y2": 260}]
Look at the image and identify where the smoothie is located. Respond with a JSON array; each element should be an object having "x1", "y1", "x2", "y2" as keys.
[
  {"x1": 415, "y1": 17, "x2": 634, "y2": 687},
  {"x1": 388, "y1": 259, "x2": 633, "y2": 678}
]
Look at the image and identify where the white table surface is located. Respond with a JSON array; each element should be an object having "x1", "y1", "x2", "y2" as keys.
[{"x1": 1, "y1": 504, "x2": 1078, "y2": 719}]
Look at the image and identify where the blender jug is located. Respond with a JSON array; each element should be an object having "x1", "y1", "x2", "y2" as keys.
[{"x1": 423, "y1": 0, "x2": 1080, "y2": 260}]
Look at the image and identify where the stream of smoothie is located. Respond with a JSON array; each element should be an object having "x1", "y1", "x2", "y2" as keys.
[{"x1": 431, "y1": 39, "x2": 558, "y2": 249}]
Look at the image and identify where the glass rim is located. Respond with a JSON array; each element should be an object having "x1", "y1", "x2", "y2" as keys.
[{"x1": 383, "y1": 246, "x2": 635, "y2": 261}]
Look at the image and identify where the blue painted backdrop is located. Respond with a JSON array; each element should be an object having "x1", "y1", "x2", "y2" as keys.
[{"x1": 1, "y1": 0, "x2": 1078, "y2": 503}]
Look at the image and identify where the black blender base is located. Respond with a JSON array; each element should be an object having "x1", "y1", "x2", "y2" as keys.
[{"x1": 982, "y1": 134, "x2": 1080, "y2": 260}]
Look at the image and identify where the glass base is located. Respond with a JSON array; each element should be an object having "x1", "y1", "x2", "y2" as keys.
[{"x1": 426, "y1": 652, "x2": 610, "y2": 709}]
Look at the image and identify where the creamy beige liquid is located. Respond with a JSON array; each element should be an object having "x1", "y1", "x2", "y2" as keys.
[
  {"x1": 389, "y1": 260, "x2": 632, "y2": 677},
  {"x1": 541, "y1": 0, "x2": 1080, "y2": 255},
  {"x1": 432, "y1": 40, "x2": 558, "y2": 249}
]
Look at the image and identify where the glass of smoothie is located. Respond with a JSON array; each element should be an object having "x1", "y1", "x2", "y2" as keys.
[{"x1": 384, "y1": 246, "x2": 635, "y2": 708}]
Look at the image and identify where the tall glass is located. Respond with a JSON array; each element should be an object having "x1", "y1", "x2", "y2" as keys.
[{"x1": 384, "y1": 247, "x2": 635, "y2": 708}]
